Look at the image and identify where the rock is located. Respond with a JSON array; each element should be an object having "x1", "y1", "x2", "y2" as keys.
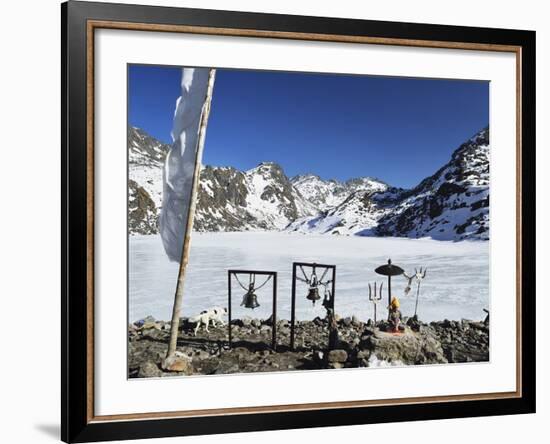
[
  {"x1": 252, "y1": 318, "x2": 262, "y2": 328},
  {"x1": 342, "y1": 317, "x2": 352, "y2": 327},
  {"x1": 336, "y1": 339, "x2": 354, "y2": 352},
  {"x1": 135, "y1": 315, "x2": 155, "y2": 327},
  {"x1": 161, "y1": 353, "x2": 193, "y2": 374},
  {"x1": 469, "y1": 321, "x2": 487, "y2": 331},
  {"x1": 194, "y1": 350, "x2": 210, "y2": 360},
  {"x1": 352, "y1": 315, "x2": 362, "y2": 327},
  {"x1": 141, "y1": 328, "x2": 165, "y2": 340},
  {"x1": 279, "y1": 327, "x2": 290, "y2": 337},
  {"x1": 381, "y1": 320, "x2": 395, "y2": 332},
  {"x1": 328, "y1": 362, "x2": 344, "y2": 369},
  {"x1": 215, "y1": 362, "x2": 240, "y2": 374},
  {"x1": 362, "y1": 325, "x2": 375, "y2": 337},
  {"x1": 363, "y1": 328, "x2": 447, "y2": 365},
  {"x1": 406, "y1": 316, "x2": 421, "y2": 332},
  {"x1": 138, "y1": 361, "x2": 162, "y2": 378},
  {"x1": 328, "y1": 349, "x2": 348, "y2": 363},
  {"x1": 233, "y1": 347, "x2": 256, "y2": 363},
  {"x1": 313, "y1": 316, "x2": 325, "y2": 326},
  {"x1": 241, "y1": 318, "x2": 252, "y2": 327},
  {"x1": 194, "y1": 358, "x2": 219, "y2": 375}
]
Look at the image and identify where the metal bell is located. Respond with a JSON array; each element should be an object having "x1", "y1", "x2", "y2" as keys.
[
  {"x1": 306, "y1": 287, "x2": 321, "y2": 304},
  {"x1": 241, "y1": 291, "x2": 260, "y2": 309}
]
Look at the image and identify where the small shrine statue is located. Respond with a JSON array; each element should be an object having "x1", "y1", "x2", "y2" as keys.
[{"x1": 388, "y1": 296, "x2": 402, "y2": 333}]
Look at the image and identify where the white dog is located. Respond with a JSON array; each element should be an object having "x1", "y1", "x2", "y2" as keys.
[{"x1": 190, "y1": 307, "x2": 227, "y2": 335}]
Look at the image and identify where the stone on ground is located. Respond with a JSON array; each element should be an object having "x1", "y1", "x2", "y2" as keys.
[
  {"x1": 328, "y1": 349, "x2": 348, "y2": 363},
  {"x1": 161, "y1": 352, "x2": 193, "y2": 374}
]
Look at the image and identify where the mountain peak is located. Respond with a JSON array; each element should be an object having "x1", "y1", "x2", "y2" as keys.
[
  {"x1": 290, "y1": 173, "x2": 321, "y2": 183},
  {"x1": 128, "y1": 126, "x2": 170, "y2": 168},
  {"x1": 246, "y1": 161, "x2": 285, "y2": 175},
  {"x1": 258, "y1": 161, "x2": 281, "y2": 168}
]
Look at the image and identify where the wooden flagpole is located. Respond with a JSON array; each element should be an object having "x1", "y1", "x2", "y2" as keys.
[{"x1": 166, "y1": 69, "x2": 216, "y2": 359}]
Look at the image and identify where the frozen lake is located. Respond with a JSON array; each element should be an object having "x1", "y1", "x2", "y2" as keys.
[{"x1": 129, "y1": 232, "x2": 490, "y2": 323}]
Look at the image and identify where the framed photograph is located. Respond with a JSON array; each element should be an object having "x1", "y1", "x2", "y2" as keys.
[{"x1": 62, "y1": 1, "x2": 536, "y2": 442}]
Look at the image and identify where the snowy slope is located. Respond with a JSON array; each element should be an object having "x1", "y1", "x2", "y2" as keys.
[
  {"x1": 129, "y1": 127, "x2": 169, "y2": 167},
  {"x1": 290, "y1": 175, "x2": 350, "y2": 210},
  {"x1": 128, "y1": 127, "x2": 170, "y2": 234},
  {"x1": 287, "y1": 176, "x2": 390, "y2": 235},
  {"x1": 375, "y1": 127, "x2": 490, "y2": 240},
  {"x1": 128, "y1": 179, "x2": 158, "y2": 235},
  {"x1": 290, "y1": 174, "x2": 387, "y2": 211},
  {"x1": 193, "y1": 162, "x2": 316, "y2": 232},
  {"x1": 286, "y1": 190, "x2": 391, "y2": 235}
]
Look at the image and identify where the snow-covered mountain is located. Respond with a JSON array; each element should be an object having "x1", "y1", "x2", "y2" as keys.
[
  {"x1": 128, "y1": 126, "x2": 490, "y2": 241},
  {"x1": 286, "y1": 175, "x2": 392, "y2": 235},
  {"x1": 127, "y1": 127, "x2": 317, "y2": 234},
  {"x1": 288, "y1": 127, "x2": 489, "y2": 240},
  {"x1": 193, "y1": 162, "x2": 316, "y2": 232},
  {"x1": 375, "y1": 127, "x2": 490, "y2": 240},
  {"x1": 290, "y1": 174, "x2": 387, "y2": 211},
  {"x1": 128, "y1": 128, "x2": 170, "y2": 235}
]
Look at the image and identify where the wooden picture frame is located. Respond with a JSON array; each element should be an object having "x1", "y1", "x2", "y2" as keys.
[{"x1": 62, "y1": 1, "x2": 536, "y2": 442}]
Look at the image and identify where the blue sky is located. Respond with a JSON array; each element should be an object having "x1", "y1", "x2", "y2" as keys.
[{"x1": 129, "y1": 65, "x2": 488, "y2": 188}]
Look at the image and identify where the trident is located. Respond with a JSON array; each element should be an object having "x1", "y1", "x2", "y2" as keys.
[
  {"x1": 413, "y1": 267, "x2": 427, "y2": 317},
  {"x1": 368, "y1": 282, "x2": 384, "y2": 323},
  {"x1": 404, "y1": 267, "x2": 428, "y2": 318}
]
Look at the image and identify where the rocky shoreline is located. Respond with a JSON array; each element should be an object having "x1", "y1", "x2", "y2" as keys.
[{"x1": 128, "y1": 315, "x2": 489, "y2": 378}]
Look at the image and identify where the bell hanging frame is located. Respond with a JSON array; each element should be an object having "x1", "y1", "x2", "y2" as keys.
[
  {"x1": 227, "y1": 269, "x2": 278, "y2": 350},
  {"x1": 290, "y1": 262, "x2": 337, "y2": 351}
]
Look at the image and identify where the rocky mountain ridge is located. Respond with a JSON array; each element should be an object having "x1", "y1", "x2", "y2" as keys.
[
  {"x1": 128, "y1": 126, "x2": 490, "y2": 241},
  {"x1": 375, "y1": 127, "x2": 489, "y2": 240}
]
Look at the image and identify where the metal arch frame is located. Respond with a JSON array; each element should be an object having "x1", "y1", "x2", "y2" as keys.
[
  {"x1": 290, "y1": 262, "x2": 336, "y2": 351},
  {"x1": 228, "y1": 269, "x2": 278, "y2": 350}
]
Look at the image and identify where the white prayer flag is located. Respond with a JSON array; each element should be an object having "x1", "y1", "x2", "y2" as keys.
[{"x1": 159, "y1": 67, "x2": 215, "y2": 262}]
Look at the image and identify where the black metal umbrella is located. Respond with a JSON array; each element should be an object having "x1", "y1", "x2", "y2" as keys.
[{"x1": 375, "y1": 259, "x2": 404, "y2": 318}]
